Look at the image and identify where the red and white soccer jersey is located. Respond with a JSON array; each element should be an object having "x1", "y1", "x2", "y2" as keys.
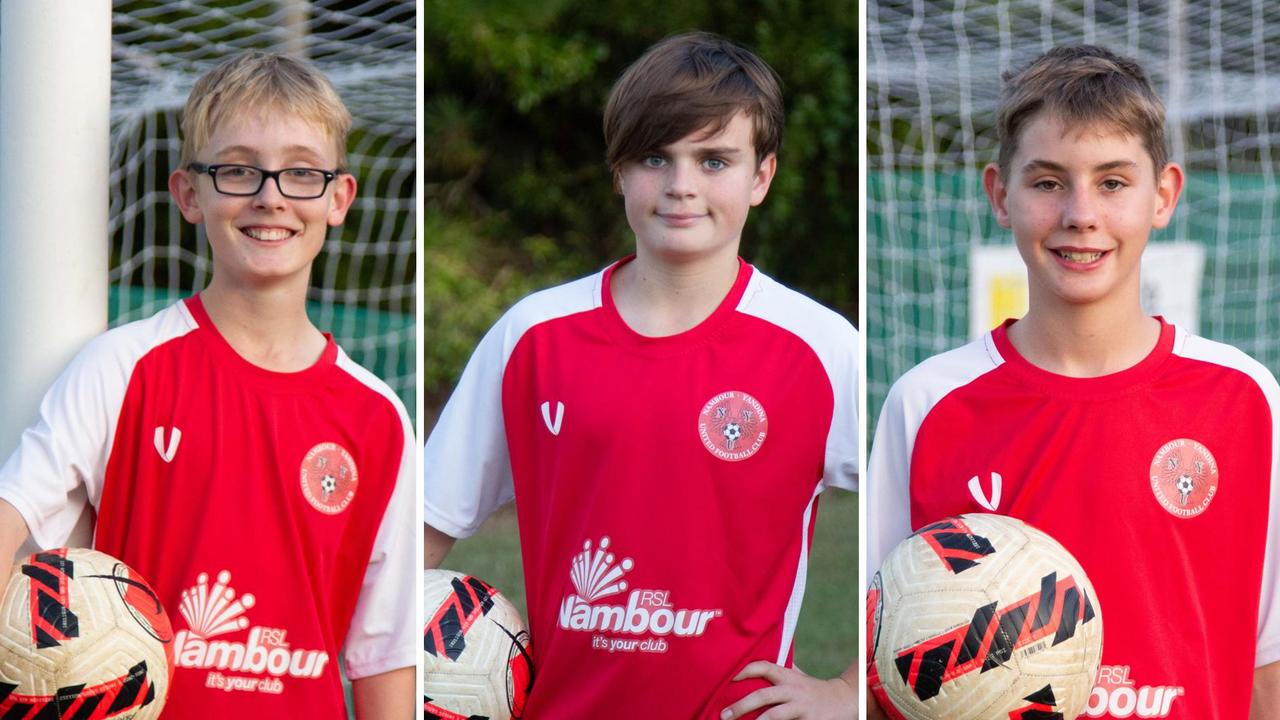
[
  {"x1": 0, "y1": 296, "x2": 416, "y2": 719},
  {"x1": 867, "y1": 318, "x2": 1280, "y2": 719},
  {"x1": 425, "y1": 258, "x2": 858, "y2": 719}
]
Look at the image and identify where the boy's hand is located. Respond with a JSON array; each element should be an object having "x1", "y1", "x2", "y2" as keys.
[{"x1": 720, "y1": 662, "x2": 857, "y2": 720}]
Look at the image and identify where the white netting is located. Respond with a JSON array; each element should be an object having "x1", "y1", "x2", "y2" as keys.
[
  {"x1": 110, "y1": 0, "x2": 415, "y2": 409},
  {"x1": 868, "y1": 0, "x2": 1280, "y2": 423}
]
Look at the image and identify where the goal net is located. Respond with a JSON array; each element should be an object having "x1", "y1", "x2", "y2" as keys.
[
  {"x1": 110, "y1": 0, "x2": 416, "y2": 410},
  {"x1": 868, "y1": 0, "x2": 1280, "y2": 423}
]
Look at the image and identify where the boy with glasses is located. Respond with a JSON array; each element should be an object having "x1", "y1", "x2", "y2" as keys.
[{"x1": 0, "y1": 52, "x2": 415, "y2": 718}]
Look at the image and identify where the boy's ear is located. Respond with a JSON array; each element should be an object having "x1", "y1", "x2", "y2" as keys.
[
  {"x1": 749, "y1": 153, "x2": 777, "y2": 206},
  {"x1": 982, "y1": 163, "x2": 1012, "y2": 228},
  {"x1": 326, "y1": 172, "x2": 358, "y2": 227},
  {"x1": 169, "y1": 168, "x2": 204, "y2": 224},
  {"x1": 1151, "y1": 161, "x2": 1185, "y2": 230}
]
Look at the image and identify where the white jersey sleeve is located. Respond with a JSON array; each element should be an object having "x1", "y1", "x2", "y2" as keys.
[
  {"x1": 1177, "y1": 331, "x2": 1280, "y2": 667},
  {"x1": 866, "y1": 336, "x2": 1002, "y2": 576},
  {"x1": 424, "y1": 274, "x2": 601, "y2": 538},
  {"x1": 736, "y1": 270, "x2": 859, "y2": 491},
  {"x1": 1262, "y1": 396, "x2": 1280, "y2": 668},
  {"x1": 339, "y1": 353, "x2": 418, "y2": 678},
  {"x1": 0, "y1": 304, "x2": 194, "y2": 549}
]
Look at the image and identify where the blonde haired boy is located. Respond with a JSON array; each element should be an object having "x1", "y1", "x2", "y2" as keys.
[
  {"x1": 867, "y1": 44, "x2": 1279, "y2": 719},
  {"x1": 0, "y1": 52, "x2": 415, "y2": 718}
]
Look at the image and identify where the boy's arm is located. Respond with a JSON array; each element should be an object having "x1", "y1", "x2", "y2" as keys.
[
  {"x1": 424, "y1": 523, "x2": 456, "y2": 569},
  {"x1": 1254, "y1": 661, "x2": 1280, "y2": 720},
  {"x1": 0, "y1": 500, "x2": 30, "y2": 583},
  {"x1": 351, "y1": 667, "x2": 414, "y2": 719}
]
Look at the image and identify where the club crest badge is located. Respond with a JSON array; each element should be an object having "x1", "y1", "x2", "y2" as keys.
[
  {"x1": 300, "y1": 442, "x2": 358, "y2": 515},
  {"x1": 1149, "y1": 438, "x2": 1219, "y2": 518},
  {"x1": 698, "y1": 390, "x2": 768, "y2": 462}
]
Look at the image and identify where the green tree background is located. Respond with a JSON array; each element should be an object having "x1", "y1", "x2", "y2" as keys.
[
  {"x1": 425, "y1": 0, "x2": 857, "y2": 416},
  {"x1": 425, "y1": 0, "x2": 860, "y2": 682}
]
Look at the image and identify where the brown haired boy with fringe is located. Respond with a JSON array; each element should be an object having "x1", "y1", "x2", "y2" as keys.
[
  {"x1": 867, "y1": 44, "x2": 1280, "y2": 718},
  {"x1": 425, "y1": 32, "x2": 859, "y2": 718},
  {"x1": 0, "y1": 52, "x2": 415, "y2": 718}
]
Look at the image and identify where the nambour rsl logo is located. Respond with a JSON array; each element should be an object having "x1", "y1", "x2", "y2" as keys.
[
  {"x1": 1149, "y1": 439, "x2": 1219, "y2": 518},
  {"x1": 300, "y1": 442, "x2": 358, "y2": 515},
  {"x1": 558, "y1": 537, "x2": 721, "y2": 653},
  {"x1": 698, "y1": 390, "x2": 768, "y2": 462},
  {"x1": 175, "y1": 571, "x2": 329, "y2": 693}
]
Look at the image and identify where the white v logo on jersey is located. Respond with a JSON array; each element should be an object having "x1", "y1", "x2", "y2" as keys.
[
  {"x1": 540, "y1": 401, "x2": 564, "y2": 436},
  {"x1": 968, "y1": 472, "x2": 1002, "y2": 511},
  {"x1": 154, "y1": 426, "x2": 182, "y2": 463}
]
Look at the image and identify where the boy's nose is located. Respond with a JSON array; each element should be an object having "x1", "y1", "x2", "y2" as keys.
[
  {"x1": 1061, "y1": 186, "x2": 1099, "y2": 231},
  {"x1": 252, "y1": 175, "x2": 289, "y2": 208},
  {"x1": 663, "y1": 160, "x2": 697, "y2": 198}
]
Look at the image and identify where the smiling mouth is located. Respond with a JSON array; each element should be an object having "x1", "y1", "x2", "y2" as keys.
[
  {"x1": 1054, "y1": 249, "x2": 1106, "y2": 263},
  {"x1": 241, "y1": 227, "x2": 297, "y2": 242},
  {"x1": 659, "y1": 213, "x2": 705, "y2": 226}
]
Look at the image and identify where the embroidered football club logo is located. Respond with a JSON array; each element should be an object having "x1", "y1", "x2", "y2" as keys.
[
  {"x1": 300, "y1": 442, "x2": 358, "y2": 515},
  {"x1": 698, "y1": 391, "x2": 768, "y2": 462},
  {"x1": 1150, "y1": 439, "x2": 1219, "y2": 518}
]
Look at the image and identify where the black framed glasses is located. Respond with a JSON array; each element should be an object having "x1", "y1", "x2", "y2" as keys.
[{"x1": 188, "y1": 163, "x2": 344, "y2": 199}]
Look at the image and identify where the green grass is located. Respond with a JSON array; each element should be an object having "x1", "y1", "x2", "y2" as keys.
[{"x1": 440, "y1": 489, "x2": 859, "y2": 679}]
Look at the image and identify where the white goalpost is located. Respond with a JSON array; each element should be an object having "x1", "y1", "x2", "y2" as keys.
[{"x1": 0, "y1": 1, "x2": 111, "y2": 461}]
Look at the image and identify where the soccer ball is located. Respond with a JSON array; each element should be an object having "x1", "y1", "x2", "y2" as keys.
[
  {"x1": 868, "y1": 514, "x2": 1102, "y2": 720},
  {"x1": 0, "y1": 547, "x2": 173, "y2": 718},
  {"x1": 424, "y1": 570, "x2": 533, "y2": 720}
]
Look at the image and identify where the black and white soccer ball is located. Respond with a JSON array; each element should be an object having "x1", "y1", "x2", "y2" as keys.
[
  {"x1": 868, "y1": 514, "x2": 1103, "y2": 720},
  {"x1": 424, "y1": 570, "x2": 533, "y2": 720},
  {"x1": 0, "y1": 548, "x2": 173, "y2": 718}
]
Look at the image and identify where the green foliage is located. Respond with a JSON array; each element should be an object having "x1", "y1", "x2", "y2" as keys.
[{"x1": 425, "y1": 0, "x2": 857, "y2": 414}]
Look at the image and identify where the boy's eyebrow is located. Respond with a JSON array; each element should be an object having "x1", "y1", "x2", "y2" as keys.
[
  {"x1": 1021, "y1": 159, "x2": 1141, "y2": 173},
  {"x1": 696, "y1": 146, "x2": 744, "y2": 157},
  {"x1": 212, "y1": 144, "x2": 328, "y2": 162}
]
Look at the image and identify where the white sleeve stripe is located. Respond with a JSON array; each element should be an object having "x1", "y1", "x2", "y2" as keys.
[
  {"x1": 735, "y1": 269, "x2": 859, "y2": 490},
  {"x1": 1171, "y1": 326, "x2": 1280, "y2": 663},
  {"x1": 866, "y1": 335, "x2": 1002, "y2": 575},
  {"x1": 776, "y1": 485, "x2": 820, "y2": 665},
  {"x1": 333, "y1": 350, "x2": 417, "y2": 676},
  {"x1": 0, "y1": 302, "x2": 197, "y2": 550},
  {"x1": 424, "y1": 270, "x2": 604, "y2": 538},
  {"x1": 498, "y1": 272, "x2": 603, "y2": 367}
]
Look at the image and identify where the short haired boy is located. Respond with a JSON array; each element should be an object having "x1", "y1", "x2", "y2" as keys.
[
  {"x1": 424, "y1": 32, "x2": 859, "y2": 719},
  {"x1": 866, "y1": 45, "x2": 1280, "y2": 719},
  {"x1": 0, "y1": 53, "x2": 415, "y2": 718}
]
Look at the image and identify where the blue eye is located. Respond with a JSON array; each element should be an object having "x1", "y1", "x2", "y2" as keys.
[
  {"x1": 219, "y1": 166, "x2": 256, "y2": 179},
  {"x1": 704, "y1": 158, "x2": 726, "y2": 171},
  {"x1": 642, "y1": 155, "x2": 665, "y2": 168}
]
